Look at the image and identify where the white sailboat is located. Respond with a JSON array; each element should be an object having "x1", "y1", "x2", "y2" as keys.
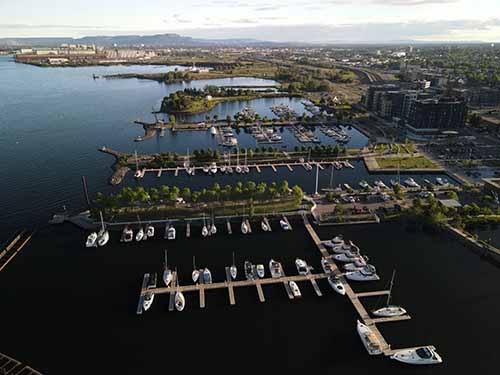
[
  {"x1": 175, "y1": 291, "x2": 185, "y2": 312},
  {"x1": 135, "y1": 227, "x2": 145, "y2": 241},
  {"x1": 241, "y1": 219, "x2": 249, "y2": 234},
  {"x1": 163, "y1": 250, "x2": 173, "y2": 287},
  {"x1": 235, "y1": 147, "x2": 242, "y2": 173},
  {"x1": 261, "y1": 218, "x2": 270, "y2": 232},
  {"x1": 146, "y1": 223, "x2": 155, "y2": 239},
  {"x1": 133, "y1": 150, "x2": 142, "y2": 179},
  {"x1": 356, "y1": 320, "x2": 382, "y2": 355},
  {"x1": 143, "y1": 292, "x2": 154, "y2": 311},
  {"x1": 391, "y1": 346, "x2": 443, "y2": 365},
  {"x1": 280, "y1": 218, "x2": 291, "y2": 231},
  {"x1": 97, "y1": 211, "x2": 109, "y2": 247},
  {"x1": 192, "y1": 256, "x2": 200, "y2": 283},
  {"x1": 328, "y1": 275, "x2": 346, "y2": 295},
  {"x1": 86, "y1": 232, "x2": 98, "y2": 247},
  {"x1": 243, "y1": 149, "x2": 250, "y2": 173},
  {"x1": 210, "y1": 219, "x2": 217, "y2": 235},
  {"x1": 121, "y1": 226, "x2": 133, "y2": 243},
  {"x1": 372, "y1": 270, "x2": 407, "y2": 317},
  {"x1": 230, "y1": 252, "x2": 237, "y2": 280},
  {"x1": 201, "y1": 215, "x2": 209, "y2": 237}
]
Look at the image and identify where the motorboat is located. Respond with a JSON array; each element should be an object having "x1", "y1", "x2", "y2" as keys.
[
  {"x1": 202, "y1": 268, "x2": 212, "y2": 284},
  {"x1": 404, "y1": 177, "x2": 420, "y2": 188},
  {"x1": 391, "y1": 346, "x2": 443, "y2": 365},
  {"x1": 135, "y1": 227, "x2": 145, "y2": 242},
  {"x1": 146, "y1": 224, "x2": 154, "y2": 239},
  {"x1": 244, "y1": 261, "x2": 255, "y2": 280},
  {"x1": 356, "y1": 320, "x2": 382, "y2": 355},
  {"x1": 256, "y1": 264, "x2": 265, "y2": 278},
  {"x1": 134, "y1": 170, "x2": 142, "y2": 179},
  {"x1": 295, "y1": 258, "x2": 309, "y2": 275},
  {"x1": 359, "y1": 180, "x2": 370, "y2": 189},
  {"x1": 372, "y1": 270, "x2": 407, "y2": 317},
  {"x1": 166, "y1": 225, "x2": 176, "y2": 240},
  {"x1": 202, "y1": 165, "x2": 210, "y2": 174},
  {"x1": 436, "y1": 177, "x2": 448, "y2": 186},
  {"x1": 261, "y1": 219, "x2": 270, "y2": 232},
  {"x1": 86, "y1": 232, "x2": 98, "y2": 247},
  {"x1": 230, "y1": 252, "x2": 237, "y2": 280},
  {"x1": 279, "y1": 219, "x2": 291, "y2": 231},
  {"x1": 210, "y1": 223, "x2": 217, "y2": 235},
  {"x1": 163, "y1": 250, "x2": 173, "y2": 287},
  {"x1": 235, "y1": 165, "x2": 242, "y2": 174},
  {"x1": 331, "y1": 244, "x2": 353, "y2": 254},
  {"x1": 210, "y1": 126, "x2": 217, "y2": 136},
  {"x1": 343, "y1": 184, "x2": 352, "y2": 190},
  {"x1": 289, "y1": 281, "x2": 301, "y2": 298},
  {"x1": 192, "y1": 256, "x2": 199, "y2": 283},
  {"x1": 322, "y1": 235, "x2": 344, "y2": 247},
  {"x1": 209, "y1": 162, "x2": 218, "y2": 174},
  {"x1": 344, "y1": 263, "x2": 365, "y2": 272},
  {"x1": 241, "y1": 220, "x2": 249, "y2": 234},
  {"x1": 143, "y1": 292, "x2": 155, "y2": 311},
  {"x1": 374, "y1": 180, "x2": 389, "y2": 189},
  {"x1": 269, "y1": 259, "x2": 283, "y2": 278},
  {"x1": 346, "y1": 265, "x2": 380, "y2": 281},
  {"x1": 175, "y1": 291, "x2": 185, "y2": 312},
  {"x1": 321, "y1": 257, "x2": 332, "y2": 273},
  {"x1": 333, "y1": 250, "x2": 360, "y2": 263},
  {"x1": 121, "y1": 226, "x2": 133, "y2": 243},
  {"x1": 226, "y1": 166, "x2": 233, "y2": 174},
  {"x1": 201, "y1": 225, "x2": 209, "y2": 237},
  {"x1": 328, "y1": 275, "x2": 346, "y2": 295},
  {"x1": 220, "y1": 165, "x2": 227, "y2": 174}
]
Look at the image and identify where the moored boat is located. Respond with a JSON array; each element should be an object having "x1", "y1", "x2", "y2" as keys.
[
  {"x1": 166, "y1": 225, "x2": 176, "y2": 240},
  {"x1": 328, "y1": 275, "x2": 346, "y2": 295},
  {"x1": 269, "y1": 259, "x2": 283, "y2": 278},
  {"x1": 244, "y1": 261, "x2": 255, "y2": 280},
  {"x1": 163, "y1": 250, "x2": 173, "y2": 287},
  {"x1": 143, "y1": 292, "x2": 154, "y2": 311},
  {"x1": 295, "y1": 258, "x2": 309, "y2": 275},
  {"x1": 146, "y1": 224, "x2": 154, "y2": 239},
  {"x1": 256, "y1": 264, "x2": 265, "y2": 278},
  {"x1": 120, "y1": 226, "x2": 133, "y2": 243},
  {"x1": 86, "y1": 232, "x2": 98, "y2": 247},
  {"x1": 230, "y1": 252, "x2": 237, "y2": 280},
  {"x1": 356, "y1": 320, "x2": 382, "y2": 355},
  {"x1": 372, "y1": 270, "x2": 407, "y2": 317},
  {"x1": 289, "y1": 281, "x2": 301, "y2": 298},
  {"x1": 346, "y1": 265, "x2": 380, "y2": 281},
  {"x1": 279, "y1": 219, "x2": 291, "y2": 231},
  {"x1": 135, "y1": 227, "x2": 145, "y2": 242},
  {"x1": 175, "y1": 291, "x2": 185, "y2": 312},
  {"x1": 202, "y1": 268, "x2": 212, "y2": 284},
  {"x1": 391, "y1": 346, "x2": 443, "y2": 365}
]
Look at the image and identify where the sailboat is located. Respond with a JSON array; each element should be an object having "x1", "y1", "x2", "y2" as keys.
[
  {"x1": 120, "y1": 226, "x2": 133, "y2": 243},
  {"x1": 210, "y1": 215, "x2": 217, "y2": 235},
  {"x1": 203, "y1": 268, "x2": 212, "y2": 284},
  {"x1": 135, "y1": 216, "x2": 145, "y2": 241},
  {"x1": 243, "y1": 149, "x2": 250, "y2": 173},
  {"x1": 97, "y1": 211, "x2": 109, "y2": 246},
  {"x1": 175, "y1": 291, "x2": 185, "y2": 312},
  {"x1": 134, "y1": 150, "x2": 142, "y2": 179},
  {"x1": 226, "y1": 152, "x2": 233, "y2": 174},
  {"x1": 163, "y1": 250, "x2": 173, "y2": 287},
  {"x1": 146, "y1": 223, "x2": 155, "y2": 239},
  {"x1": 86, "y1": 232, "x2": 98, "y2": 247},
  {"x1": 372, "y1": 270, "x2": 407, "y2": 317},
  {"x1": 261, "y1": 218, "x2": 270, "y2": 232},
  {"x1": 201, "y1": 215, "x2": 209, "y2": 237},
  {"x1": 192, "y1": 256, "x2": 200, "y2": 283},
  {"x1": 241, "y1": 219, "x2": 249, "y2": 234},
  {"x1": 235, "y1": 147, "x2": 242, "y2": 173},
  {"x1": 230, "y1": 252, "x2": 237, "y2": 280}
]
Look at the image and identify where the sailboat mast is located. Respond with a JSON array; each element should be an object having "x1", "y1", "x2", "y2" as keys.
[
  {"x1": 329, "y1": 164, "x2": 334, "y2": 190},
  {"x1": 99, "y1": 210, "x2": 105, "y2": 231},
  {"x1": 232, "y1": 251, "x2": 235, "y2": 266},
  {"x1": 386, "y1": 270, "x2": 396, "y2": 306}
]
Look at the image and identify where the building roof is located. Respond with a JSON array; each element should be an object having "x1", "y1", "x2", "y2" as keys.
[{"x1": 438, "y1": 199, "x2": 462, "y2": 208}]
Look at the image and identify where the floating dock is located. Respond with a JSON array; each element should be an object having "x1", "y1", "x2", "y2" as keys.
[
  {"x1": 0, "y1": 230, "x2": 34, "y2": 273},
  {"x1": 0, "y1": 352, "x2": 43, "y2": 375}
]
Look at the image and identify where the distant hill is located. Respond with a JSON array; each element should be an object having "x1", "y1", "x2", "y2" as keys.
[{"x1": 0, "y1": 33, "x2": 277, "y2": 47}]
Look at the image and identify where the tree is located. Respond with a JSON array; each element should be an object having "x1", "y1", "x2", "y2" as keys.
[{"x1": 169, "y1": 114, "x2": 176, "y2": 124}]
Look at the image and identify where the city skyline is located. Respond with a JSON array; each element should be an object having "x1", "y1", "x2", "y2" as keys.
[{"x1": 0, "y1": 0, "x2": 499, "y2": 42}]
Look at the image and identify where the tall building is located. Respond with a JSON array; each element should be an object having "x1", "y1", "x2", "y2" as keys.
[
  {"x1": 407, "y1": 97, "x2": 467, "y2": 134},
  {"x1": 364, "y1": 83, "x2": 399, "y2": 111}
]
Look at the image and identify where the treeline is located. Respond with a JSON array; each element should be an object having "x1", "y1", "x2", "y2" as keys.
[
  {"x1": 276, "y1": 67, "x2": 353, "y2": 93},
  {"x1": 95, "y1": 181, "x2": 304, "y2": 207}
]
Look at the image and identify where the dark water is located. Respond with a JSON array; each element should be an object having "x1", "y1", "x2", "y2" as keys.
[
  {"x1": 473, "y1": 226, "x2": 500, "y2": 248},
  {"x1": 0, "y1": 221, "x2": 498, "y2": 374}
]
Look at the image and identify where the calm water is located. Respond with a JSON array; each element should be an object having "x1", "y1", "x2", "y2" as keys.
[{"x1": 0, "y1": 221, "x2": 498, "y2": 374}]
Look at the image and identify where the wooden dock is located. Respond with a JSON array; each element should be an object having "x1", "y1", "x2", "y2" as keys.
[
  {"x1": 136, "y1": 273, "x2": 150, "y2": 315},
  {"x1": 225, "y1": 267, "x2": 236, "y2": 305},
  {"x1": 0, "y1": 230, "x2": 34, "y2": 273},
  {"x1": 0, "y1": 352, "x2": 43, "y2": 375},
  {"x1": 255, "y1": 165, "x2": 261, "y2": 173},
  {"x1": 286, "y1": 164, "x2": 293, "y2": 172},
  {"x1": 255, "y1": 280, "x2": 266, "y2": 302},
  {"x1": 168, "y1": 271, "x2": 178, "y2": 312}
]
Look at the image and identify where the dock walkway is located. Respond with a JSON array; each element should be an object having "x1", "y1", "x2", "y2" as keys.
[{"x1": 0, "y1": 352, "x2": 43, "y2": 375}]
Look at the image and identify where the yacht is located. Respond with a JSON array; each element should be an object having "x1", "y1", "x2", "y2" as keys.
[
  {"x1": 202, "y1": 165, "x2": 210, "y2": 174},
  {"x1": 343, "y1": 184, "x2": 352, "y2": 191},
  {"x1": 404, "y1": 177, "x2": 420, "y2": 188},
  {"x1": 331, "y1": 243, "x2": 353, "y2": 254},
  {"x1": 295, "y1": 258, "x2": 309, "y2": 275},
  {"x1": 391, "y1": 346, "x2": 443, "y2": 365},
  {"x1": 192, "y1": 256, "x2": 200, "y2": 283},
  {"x1": 143, "y1": 292, "x2": 155, "y2": 311},
  {"x1": 328, "y1": 275, "x2": 346, "y2": 295},
  {"x1": 256, "y1": 264, "x2": 265, "y2": 278},
  {"x1": 344, "y1": 263, "x2": 365, "y2": 272},
  {"x1": 209, "y1": 162, "x2": 218, "y2": 175},
  {"x1": 269, "y1": 259, "x2": 283, "y2": 278},
  {"x1": 120, "y1": 226, "x2": 133, "y2": 243},
  {"x1": 96, "y1": 211, "x2": 109, "y2": 247},
  {"x1": 235, "y1": 165, "x2": 242, "y2": 174},
  {"x1": 244, "y1": 261, "x2": 255, "y2": 280},
  {"x1": 322, "y1": 235, "x2": 344, "y2": 248},
  {"x1": 321, "y1": 257, "x2": 332, "y2": 273},
  {"x1": 359, "y1": 180, "x2": 370, "y2": 189},
  {"x1": 333, "y1": 250, "x2": 360, "y2": 262},
  {"x1": 230, "y1": 252, "x2": 237, "y2": 280},
  {"x1": 436, "y1": 177, "x2": 448, "y2": 186},
  {"x1": 146, "y1": 224, "x2": 155, "y2": 239},
  {"x1": 241, "y1": 220, "x2": 249, "y2": 234},
  {"x1": 289, "y1": 281, "x2": 301, "y2": 298},
  {"x1": 372, "y1": 270, "x2": 407, "y2": 317},
  {"x1": 210, "y1": 222, "x2": 217, "y2": 236},
  {"x1": 202, "y1": 268, "x2": 212, "y2": 284},
  {"x1": 163, "y1": 250, "x2": 173, "y2": 287},
  {"x1": 166, "y1": 225, "x2": 176, "y2": 240},
  {"x1": 279, "y1": 219, "x2": 291, "y2": 231},
  {"x1": 210, "y1": 126, "x2": 217, "y2": 136},
  {"x1": 356, "y1": 320, "x2": 383, "y2": 355},
  {"x1": 86, "y1": 232, "x2": 98, "y2": 247},
  {"x1": 175, "y1": 291, "x2": 185, "y2": 312},
  {"x1": 261, "y1": 219, "x2": 270, "y2": 232},
  {"x1": 374, "y1": 180, "x2": 389, "y2": 189},
  {"x1": 134, "y1": 170, "x2": 142, "y2": 179},
  {"x1": 135, "y1": 227, "x2": 145, "y2": 242},
  {"x1": 346, "y1": 265, "x2": 380, "y2": 281}
]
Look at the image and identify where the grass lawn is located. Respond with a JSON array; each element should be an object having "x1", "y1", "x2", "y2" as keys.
[{"x1": 376, "y1": 155, "x2": 439, "y2": 169}]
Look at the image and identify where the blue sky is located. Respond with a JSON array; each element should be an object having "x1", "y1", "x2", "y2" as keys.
[{"x1": 0, "y1": 0, "x2": 499, "y2": 42}]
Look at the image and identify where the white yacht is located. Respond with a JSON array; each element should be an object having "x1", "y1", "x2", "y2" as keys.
[
  {"x1": 322, "y1": 235, "x2": 344, "y2": 248},
  {"x1": 86, "y1": 232, "x2": 97, "y2": 247},
  {"x1": 143, "y1": 292, "x2": 155, "y2": 311},
  {"x1": 209, "y1": 162, "x2": 218, "y2": 174},
  {"x1": 356, "y1": 320, "x2": 382, "y2": 355},
  {"x1": 135, "y1": 227, "x2": 145, "y2": 242},
  {"x1": 344, "y1": 263, "x2": 365, "y2": 272},
  {"x1": 374, "y1": 180, "x2": 389, "y2": 189},
  {"x1": 256, "y1": 264, "x2": 265, "y2": 278},
  {"x1": 175, "y1": 291, "x2": 186, "y2": 312},
  {"x1": 269, "y1": 259, "x2": 283, "y2": 278},
  {"x1": 391, "y1": 346, "x2": 443, "y2": 365},
  {"x1": 203, "y1": 268, "x2": 212, "y2": 284},
  {"x1": 333, "y1": 251, "x2": 361, "y2": 263},
  {"x1": 241, "y1": 220, "x2": 249, "y2": 234},
  {"x1": 328, "y1": 275, "x2": 346, "y2": 295},
  {"x1": 120, "y1": 226, "x2": 133, "y2": 243},
  {"x1": 230, "y1": 252, "x2": 237, "y2": 280},
  {"x1": 372, "y1": 270, "x2": 407, "y2": 317},
  {"x1": 96, "y1": 211, "x2": 109, "y2": 247},
  {"x1": 146, "y1": 224, "x2": 155, "y2": 239},
  {"x1": 436, "y1": 177, "x2": 448, "y2": 186},
  {"x1": 202, "y1": 165, "x2": 210, "y2": 174},
  {"x1": 295, "y1": 258, "x2": 309, "y2": 275},
  {"x1": 346, "y1": 265, "x2": 380, "y2": 281},
  {"x1": 404, "y1": 177, "x2": 420, "y2": 188},
  {"x1": 321, "y1": 257, "x2": 332, "y2": 273},
  {"x1": 289, "y1": 281, "x2": 301, "y2": 298},
  {"x1": 166, "y1": 225, "x2": 176, "y2": 240},
  {"x1": 163, "y1": 250, "x2": 173, "y2": 287},
  {"x1": 280, "y1": 219, "x2": 291, "y2": 231}
]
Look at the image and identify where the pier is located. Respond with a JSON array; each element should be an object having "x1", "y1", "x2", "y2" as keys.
[
  {"x1": 0, "y1": 230, "x2": 34, "y2": 273},
  {"x1": 0, "y1": 352, "x2": 43, "y2": 375}
]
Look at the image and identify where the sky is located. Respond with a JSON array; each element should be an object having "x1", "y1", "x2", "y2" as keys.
[{"x1": 0, "y1": 0, "x2": 499, "y2": 42}]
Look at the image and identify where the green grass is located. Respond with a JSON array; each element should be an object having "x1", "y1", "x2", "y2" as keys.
[{"x1": 376, "y1": 156, "x2": 439, "y2": 169}]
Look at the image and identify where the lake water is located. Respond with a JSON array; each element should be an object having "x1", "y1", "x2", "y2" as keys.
[{"x1": 0, "y1": 221, "x2": 498, "y2": 375}]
